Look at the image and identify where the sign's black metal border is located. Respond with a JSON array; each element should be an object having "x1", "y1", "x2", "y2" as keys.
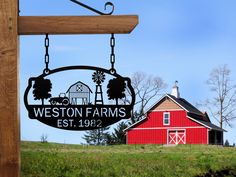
[{"x1": 24, "y1": 65, "x2": 135, "y2": 130}]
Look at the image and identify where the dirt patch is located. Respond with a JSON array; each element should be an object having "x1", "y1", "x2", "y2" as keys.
[{"x1": 196, "y1": 168, "x2": 236, "y2": 177}]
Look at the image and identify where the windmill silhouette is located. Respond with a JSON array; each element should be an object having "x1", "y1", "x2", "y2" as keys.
[{"x1": 92, "y1": 71, "x2": 105, "y2": 105}]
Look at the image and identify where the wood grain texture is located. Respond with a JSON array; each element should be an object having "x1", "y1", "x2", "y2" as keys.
[
  {"x1": 0, "y1": 0, "x2": 20, "y2": 176},
  {"x1": 19, "y1": 15, "x2": 138, "y2": 35}
]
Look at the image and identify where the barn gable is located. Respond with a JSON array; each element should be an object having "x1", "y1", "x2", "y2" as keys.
[
  {"x1": 148, "y1": 94, "x2": 203, "y2": 115},
  {"x1": 66, "y1": 81, "x2": 92, "y2": 93},
  {"x1": 151, "y1": 96, "x2": 183, "y2": 111}
]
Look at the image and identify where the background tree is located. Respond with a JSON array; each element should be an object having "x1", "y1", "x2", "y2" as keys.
[
  {"x1": 83, "y1": 127, "x2": 110, "y2": 145},
  {"x1": 106, "y1": 122, "x2": 128, "y2": 145},
  {"x1": 40, "y1": 134, "x2": 48, "y2": 143},
  {"x1": 104, "y1": 133, "x2": 115, "y2": 145},
  {"x1": 206, "y1": 65, "x2": 236, "y2": 128},
  {"x1": 124, "y1": 72, "x2": 167, "y2": 123},
  {"x1": 107, "y1": 77, "x2": 126, "y2": 105},
  {"x1": 112, "y1": 122, "x2": 128, "y2": 144},
  {"x1": 33, "y1": 77, "x2": 52, "y2": 105},
  {"x1": 224, "y1": 139, "x2": 230, "y2": 147}
]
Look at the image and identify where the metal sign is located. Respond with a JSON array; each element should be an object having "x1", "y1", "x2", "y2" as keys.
[
  {"x1": 24, "y1": 66, "x2": 135, "y2": 130},
  {"x1": 24, "y1": 33, "x2": 135, "y2": 130}
]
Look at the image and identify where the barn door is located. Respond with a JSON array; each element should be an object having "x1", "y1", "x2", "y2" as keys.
[{"x1": 168, "y1": 130, "x2": 186, "y2": 144}]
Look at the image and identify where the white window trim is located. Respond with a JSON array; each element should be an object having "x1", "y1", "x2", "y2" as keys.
[
  {"x1": 163, "y1": 112, "x2": 170, "y2": 125},
  {"x1": 128, "y1": 126, "x2": 204, "y2": 130}
]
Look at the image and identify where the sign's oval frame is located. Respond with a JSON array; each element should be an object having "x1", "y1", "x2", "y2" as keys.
[{"x1": 24, "y1": 65, "x2": 135, "y2": 130}]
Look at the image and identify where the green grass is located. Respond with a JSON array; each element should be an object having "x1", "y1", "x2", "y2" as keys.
[{"x1": 21, "y1": 141, "x2": 236, "y2": 177}]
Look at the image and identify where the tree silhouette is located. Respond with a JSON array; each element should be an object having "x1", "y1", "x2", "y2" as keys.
[
  {"x1": 106, "y1": 122, "x2": 128, "y2": 145},
  {"x1": 83, "y1": 127, "x2": 110, "y2": 145},
  {"x1": 224, "y1": 139, "x2": 230, "y2": 147},
  {"x1": 107, "y1": 77, "x2": 126, "y2": 105},
  {"x1": 205, "y1": 65, "x2": 236, "y2": 128},
  {"x1": 33, "y1": 77, "x2": 52, "y2": 105}
]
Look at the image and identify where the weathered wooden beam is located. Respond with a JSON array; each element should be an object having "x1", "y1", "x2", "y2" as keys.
[
  {"x1": 0, "y1": 0, "x2": 20, "y2": 176},
  {"x1": 19, "y1": 15, "x2": 139, "y2": 35}
]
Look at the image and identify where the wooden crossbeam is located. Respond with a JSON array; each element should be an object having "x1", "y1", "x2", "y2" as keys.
[{"x1": 19, "y1": 15, "x2": 138, "y2": 35}]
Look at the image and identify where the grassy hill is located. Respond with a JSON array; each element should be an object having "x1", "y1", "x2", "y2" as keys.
[{"x1": 21, "y1": 141, "x2": 236, "y2": 177}]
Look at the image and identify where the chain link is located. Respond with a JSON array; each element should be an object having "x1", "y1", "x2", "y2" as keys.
[
  {"x1": 44, "y1": 34, "x2": 50, "y2": 74},
  {"x1": 110, "y1": 33, "x2": 116, "y2": 74}
]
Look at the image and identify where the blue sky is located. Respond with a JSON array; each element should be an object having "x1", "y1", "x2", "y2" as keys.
[{"x1": 20, "y1": 0, "x2": 236, "y2": 144}]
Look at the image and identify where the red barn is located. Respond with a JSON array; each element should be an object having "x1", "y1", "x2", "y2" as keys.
[{"x1": 125, "y1": 84, "x2": 225, "y2": 145}]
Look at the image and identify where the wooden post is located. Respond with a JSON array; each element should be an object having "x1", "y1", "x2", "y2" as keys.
[{"x1": 0, "y1": 0, "x2": 20, "y2": 176}]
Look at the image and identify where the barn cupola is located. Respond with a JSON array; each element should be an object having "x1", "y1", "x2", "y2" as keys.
[{"x1": 171, "y1": 81, "x2": 180, "y2": 98}]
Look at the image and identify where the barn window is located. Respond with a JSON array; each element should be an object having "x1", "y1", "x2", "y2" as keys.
[
  {"x1": 76, "y1": 84, "x2": 83, "y2": 92},
  {"x1": 163, "y1": 112, "x2": 170, "y2": 125}
]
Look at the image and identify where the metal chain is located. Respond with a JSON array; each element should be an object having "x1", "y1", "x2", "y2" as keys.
[
  {"x1": 43, "y1": 34, "x2": 115, "y2": 74},
  {"x1": 44, "y1": 34, "x2": 50, "y2": 74},
  {"x1": 110, "y1": 33, "x2": 116, "y2": 74}
]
